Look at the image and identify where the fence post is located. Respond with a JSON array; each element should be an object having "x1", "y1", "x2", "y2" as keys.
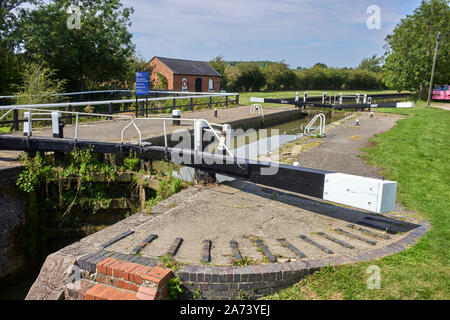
[
  {"x1": 140, "y1": 100, "x2": 144, "y2": 116},
  {"x1": 68, "y1": 104, "x2": 73, "y2": 124},
  {"x1": 225, "y1": 95, "x2": 228, "y2": 107},
  {"x1": 145, "y1": 96, "x2": 148, "y2": 117},
  {"x1": 13, "y1": 109, "x2": 19, "y2": 131},
  {"x1": 236, "y1": 94, "x2": 239, "y2": 105},
  {"x1": 209, "y1": 96, "x2": 212, "y2": 109},
  {"x1": 135, "y1": 96, "x2": 138, "y2": 117},
  {"x1": 109, "y1": 102, "x2": 113, "y2": 119},
  {"x1": 172, "y1": 98, "x2": 176, "y2": 110},
  {"x1": 190, "y1": 97, "x2": 193, "y2": 111}
]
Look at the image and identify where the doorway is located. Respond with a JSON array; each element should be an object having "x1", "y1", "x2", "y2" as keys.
[{"x1": 195, "y1": 78, "x2": 202, "y2": 92}]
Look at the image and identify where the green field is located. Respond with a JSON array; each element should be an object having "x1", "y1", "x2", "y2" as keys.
[
  {"x1": 264, "y1": 101, "x2": 450, "y2": 300},
  {"x1": 238, "y1": 90, "x2": 404, "y2": 108}
]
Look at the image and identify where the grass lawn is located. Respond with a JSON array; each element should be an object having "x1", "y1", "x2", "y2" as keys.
[
  {"x1": 264, "y1": 101, "x2": 450, "y2": 300},
  {"x1": 238, "y1": 90, "x2": 404, "y2": 108}
]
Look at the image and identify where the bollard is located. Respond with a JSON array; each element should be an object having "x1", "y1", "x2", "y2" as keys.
[
  {"x1": 355, "y1": 119, "x2": 360, "y2": 126},
  {"x1": 23, "y1": 112, "x2": 32, "y2": 137},
  {"x1": 214, "y1": 108, "x2": 218, "y2": 118},
  {"x1": 303, "y1": 92, "x2": 308, "y2": 102},
  {"x1": 52, "y1": 111, "x2": 64, "y2": 138},
  {"x1": 322, "y1": 92, "x2": 327, "y2": 104},
  {"x1": 172, "y1": 109, "x2": 181, "y2": 125},
  {"x1": 338, "y1": 93, "x2": 343, "y2": 105},
  {"x1": 295, "y1": 92, "x2": 299, "y2": 102}
]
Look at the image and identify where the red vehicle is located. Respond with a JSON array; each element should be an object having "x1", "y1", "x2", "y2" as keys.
[{"x1": 432, "y1": 84, "x2": 450, "y2": 101}]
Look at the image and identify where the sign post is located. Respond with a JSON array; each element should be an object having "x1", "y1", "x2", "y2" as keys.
[{"x1": 135, "y1": 71, "x2": 149, "y2": 117}]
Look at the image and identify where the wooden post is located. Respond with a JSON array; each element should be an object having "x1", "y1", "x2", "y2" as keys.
[
  {"x1": 68, "y1": 104, "x2": 73, "y2": 124},
  {"x1": 225, "y1": 95, "x2": 228, "y2": 107},
  {"x1": 209, "y1": 96, "x2": 212, "y2": 109},
  {"x1": 135, "y1": 95, "x2": 138, "y2": 117},
  {"x1": 13, "y1": 109, "x2": 19, "y2": 131},
  {"x1": 236, "y1": 94, "x2": 239, "y2": 105},
  {"x1": 145, "y1": 96, "x2": 148, "y2": 117},
  {"x1": 190, "y1": 97, "x2": 193, "y2": 111}
]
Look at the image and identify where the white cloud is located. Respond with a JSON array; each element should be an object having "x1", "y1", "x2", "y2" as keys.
[{"x1": 121, "y1": 0, "x2": 420, "y2": 67}]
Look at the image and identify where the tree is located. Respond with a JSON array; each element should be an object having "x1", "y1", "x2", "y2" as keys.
[
  {"x1": 383, "y1": 0, "x2": 450, "y2": 97},
  {"x1": 0, "y1": 1, "x2": 39, "y2": 95},
  {"x1": 357, "y1": 55, "x2": 383, "y2": 73},
  {"x1": 236, "y1": 62, "x2": 266, "y2": 92},
  {"x1": 209, "y1": 55, "x2": 227, "y2": 90},
  {"x1": 16, "y1": 0, "x2": 136, "y2": 91},
  {"x1": 263, "y1": 61, "x2": 298, "y2": 90},
  {"x1": 14, "y1": 62, "x2": 67, "y2": 105},
  {"x1": 312, "y1": 63, "x2": 328, "y2": 69}
]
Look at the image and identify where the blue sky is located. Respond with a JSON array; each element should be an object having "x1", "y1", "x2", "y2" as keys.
[{"x1": 124, "y1": 0, "x2": 422, "y2": 68}]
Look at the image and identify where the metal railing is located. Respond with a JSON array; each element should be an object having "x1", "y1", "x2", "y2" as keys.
[
  {"x1": 0, "y1": 92, "x2": 239, "y2": 131},
  {"x1": 304, "y1": 113, "x2": 326, "y2": 137},
  {"x1": 250, "y1": 104, "x2": 264, "y2": 118},
  {"x1": 1, "y1": 106, "x2": 236, "y2": 159}
]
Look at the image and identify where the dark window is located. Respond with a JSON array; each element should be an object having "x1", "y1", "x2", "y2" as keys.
[{"x1": 195, "y1": 78, "x2": 202, "y2": 92}]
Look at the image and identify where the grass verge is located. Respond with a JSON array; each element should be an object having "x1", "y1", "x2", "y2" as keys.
[{"x1": 264, "y1": 101, "x2": 450, "y2": 300}]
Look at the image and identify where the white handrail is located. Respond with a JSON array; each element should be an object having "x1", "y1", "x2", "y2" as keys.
[
  {"x1": 250, "y1": 104, "x2": 264, "y2": 118},
  {"x1": 304, "y1": 113, "x2": 326, "y2": 136},
  {"x1": 4, "y1": 106, "x2": 235, "y2": 159},
  {"x1": 0, "y1": 92, "x2": 238, "y2": 110}
]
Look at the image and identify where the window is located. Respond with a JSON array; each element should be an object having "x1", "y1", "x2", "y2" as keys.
[{"x1": 208, "y1": 79, "x2": 214, "y2": 92}]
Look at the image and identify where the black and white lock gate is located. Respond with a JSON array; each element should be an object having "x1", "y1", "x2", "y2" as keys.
[{"x1": 0, "y1": 134, "x2": 397, "y2": 214}]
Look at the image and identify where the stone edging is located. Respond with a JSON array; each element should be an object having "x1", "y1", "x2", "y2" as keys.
[{"x1": 175, "y1": 220, "x2": 430, "y2": 300}]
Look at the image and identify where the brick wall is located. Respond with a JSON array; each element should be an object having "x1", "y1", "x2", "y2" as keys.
[
  {"x1": 149, "y1": 58, "x2": 174, "y2": 90},
  {"x1": 150, "y1": 58, "x2": 221, "y2": 92},
  {"x1": 172, "y1": 75, "x2": 221, "y2": 92}
]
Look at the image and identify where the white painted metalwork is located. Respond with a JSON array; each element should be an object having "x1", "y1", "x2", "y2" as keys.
[
  {"x1": 250, "y1": 104, "x2": 264, "y2": 118},
  {"x1": 323, "y1": 173, "x2": 397, "y2": 213},
  {"x1": 396, "y1": 102, "x2": 414, "y2": 108},
  {"x1": 0, "y1": 92, "x2": 239, "y2": 110},
  {"x1": 4, "y1": 106, "x2": 236, "y2": 158},
  {"x1": 304, "y1": 113, "x2": 326, "y2": 137}
]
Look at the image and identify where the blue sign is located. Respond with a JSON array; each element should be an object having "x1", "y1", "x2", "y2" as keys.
[{"x1": 135, "y1": 71, "x2": 149, "y2": 96}]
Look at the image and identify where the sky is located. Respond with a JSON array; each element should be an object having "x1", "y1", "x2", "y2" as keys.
[{"x1": 121, "y1": 0, "x2": 423, "y2": 69}]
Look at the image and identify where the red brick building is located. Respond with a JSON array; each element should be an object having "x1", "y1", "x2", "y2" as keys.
[{"x1": 149, "y1": 56, "x2": 222, "y2": 92}]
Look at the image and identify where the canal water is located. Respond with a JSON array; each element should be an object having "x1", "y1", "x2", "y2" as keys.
[{"x1": 174, "y1": 111, "x2": 349, "y2": 182}]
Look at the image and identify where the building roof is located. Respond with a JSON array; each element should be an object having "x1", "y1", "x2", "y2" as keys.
[{"x1": 151, "y1": 56, "x2": 221, "y2": 77}]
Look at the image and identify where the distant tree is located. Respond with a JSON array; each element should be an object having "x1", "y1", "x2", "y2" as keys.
[
  {"x1": 223, "y1": 65, "x2": 240, "y2": 91},
  {"x1": 357, "y1": 55, "x2": 383, "y2": 73},
  {"x1": 383, "y1": 0, "x2": 450, "y2": 97},
  {"x1": 263, "y1": 61, "x2": 298, "y2": 90},
  {"x1": 16, "y1": 0, "x2": 136, "y2": 92},
  {"x1": 312, "y1": 63, "x2": 328, "y2": 69},
  {"x1": 236, "y1": 62, "x2": 266, "y2": 92},
  {"x1": 209, "y1": 56, "x2": 227, "y2": 90}
]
